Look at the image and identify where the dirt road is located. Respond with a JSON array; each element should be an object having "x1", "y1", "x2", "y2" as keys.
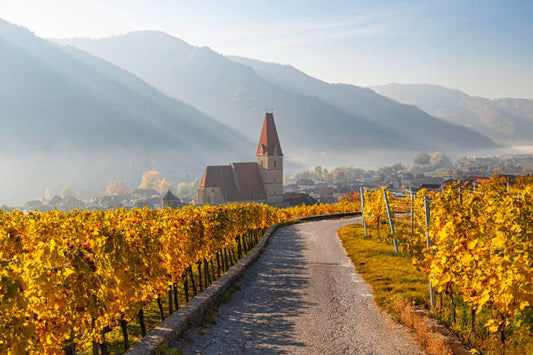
[{"x1": 180, "y1": 218, "x2": 423, "y2": 354}]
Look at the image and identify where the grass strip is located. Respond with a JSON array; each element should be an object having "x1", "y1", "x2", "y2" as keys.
[{"x1": 338, "y1": 224, "x2": 429, "y2": 311}]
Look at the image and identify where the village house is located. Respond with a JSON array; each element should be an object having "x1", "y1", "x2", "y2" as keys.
[{"x1": 197, "y1": 112, "x2": 283, "y2": 205}]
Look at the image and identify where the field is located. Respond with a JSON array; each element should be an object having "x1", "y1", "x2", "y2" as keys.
[{"x1": 1, "y1": 175, "x2": 531, "y2": 354}]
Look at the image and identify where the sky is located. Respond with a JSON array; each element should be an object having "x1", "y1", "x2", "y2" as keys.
[{"x1": 3, "y1": 0, "x2": 533, "y2": 99}]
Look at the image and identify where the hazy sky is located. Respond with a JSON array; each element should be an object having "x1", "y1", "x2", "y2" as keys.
[{"x1": 3, "y1": 0, "x2": 533, "y2": 99}]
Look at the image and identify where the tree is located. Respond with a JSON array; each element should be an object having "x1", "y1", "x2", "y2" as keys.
[
  {"x1": 158, "y1": 179, "x2": 172, "y2": 195},
  {"x1": 44, "y1": 188, "x2": 52, "y2": 201},
  {"x1": 292, "y1": 170, "x2": 315, "y2": 181},
  {"x1": 330, "y1": 169, "x2": 347, "y2": 183},
  {"x1": 410, "y1": 152, "x2": 451, "y2": 173},
  {"x1": 61, "y1": 186, "x2": 75, "y2": 199},
  {"x1": 314, "y1": 166, "x2": 323, "y2": 179},
  {"x1": 430, "y1": 152, "x2": 452, "y2": 169},
  {"x1": 177, "y1": 178, "x2": 200, "y2": 201},
  {"x1": 138, "y1": 171, "x2": 162, "y2": 189},
  {"x1": 413, "y1": 153, "x2": 431, "y2": 165},
  {"x1": 105, "y1": 181, "x2": 131, "y2": 196},
  {"x1": 138, "y1": 170, "x2": 172, "y2": 194}
]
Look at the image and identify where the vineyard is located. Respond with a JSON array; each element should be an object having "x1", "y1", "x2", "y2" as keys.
[
  {"x1": 359, "y1": 175, "x2": 532, "y2": 353},
  {"x1": 2, "y1": 175, "x2": 531, "y2": 354},
  {"x1": 0, "y1": 201, "x2": 358, "y2": 354}
]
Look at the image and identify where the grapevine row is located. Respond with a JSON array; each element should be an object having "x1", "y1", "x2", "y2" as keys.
[
  {"x1": 361, "y1": 176, "x2": 532, "y2": 347},
  {"x1": 0, "y1": 201, "x2": 359, "y2": 354}
]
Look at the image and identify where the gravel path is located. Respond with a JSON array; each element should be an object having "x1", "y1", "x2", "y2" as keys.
[{"x1": 179, "y1": 218, "x2": 423, "y2": 354}]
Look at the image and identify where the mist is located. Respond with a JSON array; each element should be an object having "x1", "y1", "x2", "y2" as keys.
[
  {"x1": 1, "y1": 18, "x2": 531, "y2": 207},
  {"x1": 0, "y1": 147, "x2": 242, "y2": 205},
  {"x1": 286, "y1": 145, "x2": 528, "y2": 175}
]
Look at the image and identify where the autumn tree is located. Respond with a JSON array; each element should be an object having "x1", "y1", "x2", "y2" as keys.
[
  {"x1": 61, "y1": 186, "x2": 76, "y2": 199},
  {"x1": 138, "y1": 170, "x2": 172, "y2": 194},
  {"x1": 105, "y1": 181, "x2": 131, "y2": 196}
]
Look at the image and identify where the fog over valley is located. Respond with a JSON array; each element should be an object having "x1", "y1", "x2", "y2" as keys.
[{"x1": 1, "y1": 13, "x2": 532, "y2": 206}]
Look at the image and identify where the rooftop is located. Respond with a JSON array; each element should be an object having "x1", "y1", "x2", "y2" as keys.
[{"x1": 256, "y1": 112, "x2": 283, "y2": 157}]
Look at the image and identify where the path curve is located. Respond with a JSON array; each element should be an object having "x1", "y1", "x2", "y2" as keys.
[{"x1": 180, "y1": 218, "x2": 423, "y2": 354}]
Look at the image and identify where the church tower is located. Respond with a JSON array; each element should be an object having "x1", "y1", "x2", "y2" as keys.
[{"x1": 256, "y1": 111, "x2": 283, "y2": 204}]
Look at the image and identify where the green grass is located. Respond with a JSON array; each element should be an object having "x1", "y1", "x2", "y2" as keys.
[
  {"x1": 338, "y1": 223, "x2": 429, "y2": 313},
  {"x1": 157, "y1": 343, "x2": 183, "y2": 355},
  {"x1": 338, "y1": 222, "x2": 533, "y2": 355}
]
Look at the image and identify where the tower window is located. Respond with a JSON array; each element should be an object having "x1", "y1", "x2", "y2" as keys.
[{"x1": 274, "y1": 160, "x2": 277, "y2": 168}]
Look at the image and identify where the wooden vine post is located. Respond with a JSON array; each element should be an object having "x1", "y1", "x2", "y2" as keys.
[
  {"x1": 424, "y1": 196, "x2": 437, "y2": 309},
  {"x1": 383, "y1": 188, "x2": 399, "y2": 253},
  {"x1": 360, "y1": 186, "x2": 368, "y2": 237}
]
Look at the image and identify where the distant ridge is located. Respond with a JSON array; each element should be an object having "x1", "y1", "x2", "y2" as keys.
[
  {"x1": 230, "y1": 56, "x2": 500, "y2": 149},
  {"x1": 371, "y1": 83, "x2": 533, "y2": 145},
  {"x1": 0, "y1": 19, "x2": 251, "y2": 204},
  {"x1": 57, "y1": 31, "x2": 497, "y2": 155}
]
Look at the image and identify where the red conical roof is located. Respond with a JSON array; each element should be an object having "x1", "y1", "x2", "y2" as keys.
[{"x1": 256, "y1": 112, "x2": 283, "y2": 156}]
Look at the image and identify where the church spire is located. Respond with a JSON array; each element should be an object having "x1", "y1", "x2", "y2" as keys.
[{"x1": 256, "y1": 111, "x2": 283, "y2": 157}]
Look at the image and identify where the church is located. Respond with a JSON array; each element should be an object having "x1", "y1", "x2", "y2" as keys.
[{"x1": 196, "y1": 112, "x2": 283, "y2": 205}]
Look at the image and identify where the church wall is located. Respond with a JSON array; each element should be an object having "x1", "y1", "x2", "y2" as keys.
[
  {"x1": 256, "y1": 156, "x2": 283, "y2": 170},
  {"x1": 257, "y1": 156, "x2": 283, "y2": 204}
]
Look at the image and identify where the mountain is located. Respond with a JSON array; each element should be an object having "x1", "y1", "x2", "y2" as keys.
[
  {"x1": 57, "y1": 31, "x2": 497, "y2": 157},
  {"x1": 229, "y1": 56, "x2": 501, "y2": 150},
  {"x1": 0, "y1": 19, "x2": 251, "y2": 204},
  {"x1": 371, "y1": 83, "x2": 533, "y2": 144}
]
